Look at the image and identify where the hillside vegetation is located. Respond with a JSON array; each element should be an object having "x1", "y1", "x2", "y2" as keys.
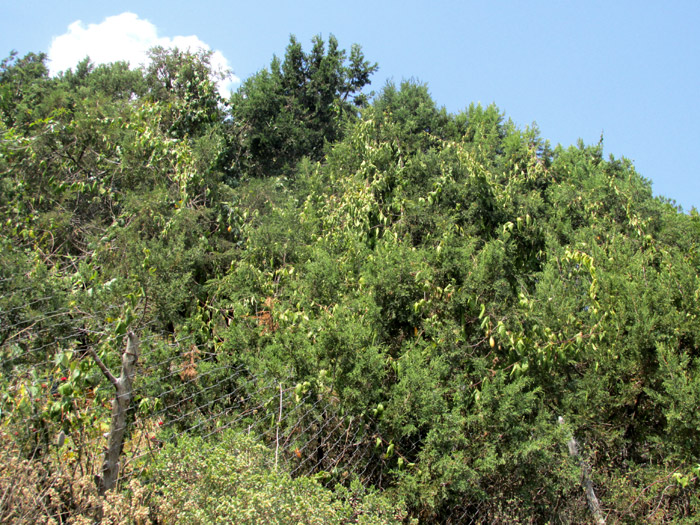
[{"x1": 1, "y1": 36, "x2": 699, "y2": 523}]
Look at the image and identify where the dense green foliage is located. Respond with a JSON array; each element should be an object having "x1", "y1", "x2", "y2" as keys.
[
  {"x1": 150, "y1": 430, "x2": 413, "y2": 524},
  {"x1": 229, "y1": 35, "x2": 377, "y2": 178},
  {"x1": 1, "y1": 35, "x2": 699, "y2": 523}
]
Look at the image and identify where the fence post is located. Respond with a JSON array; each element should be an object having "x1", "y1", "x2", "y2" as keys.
[
  {"x1": 90, "y1": 331, "x2": 140, "y2": 496},
  {"x1": 275, "y1": 382, "x2": 282, "y2": 470},
  {"x1": 558, "y1": 416, "x2": 605, "y2": 524}
]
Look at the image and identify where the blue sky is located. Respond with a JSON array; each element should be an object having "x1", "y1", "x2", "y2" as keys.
[{"x1": 2, "y1": 1, "x2": 699, "y2": 211}]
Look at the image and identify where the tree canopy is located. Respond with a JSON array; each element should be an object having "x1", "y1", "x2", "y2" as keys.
[
  {"x1": 1, "y1": 36, "x2": 699, "y2": 523},
  {"x1": 229, "y1": 34, "x2": 378, "y2": 177}
]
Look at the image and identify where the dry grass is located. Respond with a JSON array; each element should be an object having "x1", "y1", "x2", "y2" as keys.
[{"x1": 0, "y1": 426, "x2": 155, "y2": 524}]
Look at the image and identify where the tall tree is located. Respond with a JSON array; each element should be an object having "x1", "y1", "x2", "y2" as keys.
[
  {"x1": 144, "y1": 46, "x2": 227, "y2": 139},
  {"x1": 0, "y1": 51, "x2": 50, "y2": 128},
  {"x1": 229, "y1": 34, "x2": 377, "y2": 178}
]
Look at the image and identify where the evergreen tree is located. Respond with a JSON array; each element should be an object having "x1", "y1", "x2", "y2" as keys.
[{"x1": 228, "y1": 34, "x2": 377, "y2": 177}]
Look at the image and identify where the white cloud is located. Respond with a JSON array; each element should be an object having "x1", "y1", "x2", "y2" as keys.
[{"x1": 48, "y1": 12, "x2": 239, "y2": 96}]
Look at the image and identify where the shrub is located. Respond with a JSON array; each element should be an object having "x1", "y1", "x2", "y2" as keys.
[{"x1": 149, "y1": 429, "x2": 414, "y2": 524}]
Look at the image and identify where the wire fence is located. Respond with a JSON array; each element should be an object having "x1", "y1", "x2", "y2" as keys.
[
  {"x1": 5, "y1": 280, "x2": 684, "y2": 525},
  {"x1": 1, "y1": 288, "x2": 493, "y2": 524},
  {"x1": 6, "y1": 284, "x2": 664, "y2": 524},
  {"x1": 1, "y1": 279, "x2": 662, "y2": 525}
]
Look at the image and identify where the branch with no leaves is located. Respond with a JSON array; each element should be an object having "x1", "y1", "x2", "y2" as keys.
[{"x1": 88, "y1": 347, "x2": 118, "y2": 387}]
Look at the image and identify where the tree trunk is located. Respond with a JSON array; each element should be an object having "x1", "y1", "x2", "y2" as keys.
[{"x1": 92, "y1": 332, "x2": 139, "y2": 496}]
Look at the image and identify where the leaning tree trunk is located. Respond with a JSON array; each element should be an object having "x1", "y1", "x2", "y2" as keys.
[{"x1": 90, "y1": 331, "x2": 139, "y2": 496}]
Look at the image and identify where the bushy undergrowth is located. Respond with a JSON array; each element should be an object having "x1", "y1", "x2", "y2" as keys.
[
  {"x1": 0, "y1": 426, "x2": 412, "y2": 524},
  {"x1": 149, "y1": 430, "x2": 413, "y2": 524}
]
